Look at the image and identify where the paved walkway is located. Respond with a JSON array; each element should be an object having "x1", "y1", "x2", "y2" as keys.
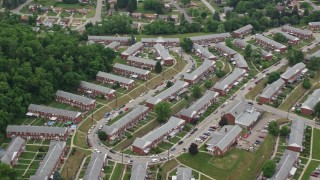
[{"x1": 299, "y1": 127, "x2": 314, "y2": 180}]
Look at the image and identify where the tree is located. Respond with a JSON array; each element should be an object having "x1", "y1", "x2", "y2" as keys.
[
  {"x1": 268, "y1": 121, "x2": 279, "y2": 136},
  {"x1": 155, "y1": 61, "x2": 162, "y2": 73},
  {"x1": 53, "y1": 171, "x2": 62, "y2": 180},
  {"x1": 117, "y1": 0, "x2": 129, "y2": 9},
  {"x1": 155, "y1": 102, "x2": 171, "y2": 123},
  {"x1": 166, "y1": 81, "x2": 173, "y2": 88},
  {"x1": 287, "y1": 49, "x2": 304, "y2": 65},
  {"x1": 181, "y1": 0, "x2": 190, "y2": 5},
  {"x1": 192, "y1": 85, "x2": 202, "y2": 98},
  {"x1": 181, "y1": 38, "x2": 193, "y2": 53},
  {"x1": 143, "y1": 0, "x2": 164, "y2": 14},
  {"x1": 98, "y1": 131, "x2": 107, "y2": 141},
  {"x1": 314, "y1": 101, "x2": 320, "y2": 116},
  {"x1": 130, "y1": 34, "x2": 136, "y2": 45},
  {"x1": 127, "y1": 0, "x2": 135, "y2": 13},
  {"x1": 244, "y1": 44, "x2": 252, "y2": 58},
  {"x1": 280, "y1": 126, "x2": 290, "y2": 136},
  {"x1": 303, "y1": 9, "x2": 309, "y2": 16},
  {"x1": 262, "y1": 160, "x2": 276, "y2": 178},
  {"x1": 216, "y1": 69, "x2": 226, "y2": 78},
  {"x1": 204, "y1": 80, "x2": 212, "y2": 89},
  {"x1": 188, "y1": 143, "x2": 198, "y2": 155},
  {"x1": 302, "y1": 79, "x2": 312, "y2": 89},
  {"x1": 213, "y1": 12, "x2": 220, "y2": 21},
  {"x1": 219, "y1": 117, "x2": 228, "y2": 126},
  {"x1": 273, "y1": 33, "x2": 288, "y2": 44},
  {"x1": 307, "y1": 57, "x2": 320, "y2": 72},
  {"x1": 267, "y1": 72, "x2": 280, "y2": 84},
  {"x1": 0, "y1": 163, "x2": 18, "y2": 179},
  {"x1": 217, "y1": 24, "x2": 225, "y2": 33},
  {"x1": 201, "y1": 12, "x2": 207, "y2": 19}
]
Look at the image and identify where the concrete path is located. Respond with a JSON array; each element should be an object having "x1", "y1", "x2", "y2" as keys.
[{"x1": 299, "y1": 127, "x2": 314, "y2": 180}]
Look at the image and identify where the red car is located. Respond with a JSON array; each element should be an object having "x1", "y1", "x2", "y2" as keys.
[
  {"x1": 124, "y1": 107, "x2": 129, "y2": 111},
  {"x1": 243, "y1": 134, "x2": 249, "y2": 138},
  {"x1": 248, "y1": 87, "x2": 253, "y2": 90}
]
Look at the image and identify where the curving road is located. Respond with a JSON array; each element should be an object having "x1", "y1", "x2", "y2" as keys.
[{"x1": 169, "y1": 0, "x2": 193, "y2": 23}]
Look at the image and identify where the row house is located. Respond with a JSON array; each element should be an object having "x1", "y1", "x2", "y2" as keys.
[
  {"x1": 103, "y1": 105, "x2": 149, "y2": 141},
  {"x1": 190, "y1": 33, "x2": 231, "y2": 45},
  {"x1": 288, "y1": 119, "x2": 305, "y2": 152},
  {"x1": 131, "y1": 162, "x2": 148, "y2": 180},
  {"x1": 154, "y1": 43, "x2": 174, "y2": 65},
  {"x1": 206, "y1": 125, "x2": 242, "y2": 156},
  {"x1": 158, "y1": 15, "x2": 169, "y2": 21},
  {"x1": 126, "y1": 55, "x2": 157, "y2": 70},
  {"x1": 132, "y1": 117, "x2": 185, "y2": 155},
  {"x1": 232, "y1": 24, "x2": 253, "y2": 38},
  {"x1": 280, "y1": 62, "x2": 306, "y2": 83},
  {"x1": 270, "y1": 150, "x2": 299, "y2": 180},
  {"x1": 233, "y1": 39, "x2": 273, "y2": 60},
  {"x1": 30, "y1": 141, "x2": 67, "y2": 180},
  {"x1": 183, "y1": 60, "x2": 215, "y2": 85},
  {"x1": 282, "y1": 25, "x2": 313, "y2": 39},
  {"x1": 96, "y1": 71, "x2": 134, "y2": 89},
  {"x1": 28, "y1": 104, "x2": 82, "y2": 123},
  {"x1": 144, "y1": 13, "x2": 157, "y2": 20},
  {"x1": 301, "y1": 89, "x2": 320, "y2": 115},
  {"x1": 105, "y1": 41, "x2": 120, "y2": 50},
  {"x1": 179, "y1": 90, "x2": 219, "y2": 123},
  {"x1": 55, "y1": 90, "x2": 96, "y2": 111},
  {"x1": 259, "y1": 79, "x2": 285, "y2": 104},
  {"x1": 193, "y1": 43, "x2": 217, "y2": 60},
  {"x1": 6, "y1": 125, "x2": 68, "y2": 141},
  {"x1": 215, "y1": 42, "x2": 237, "y2": 58},
  {"x1": 131, "y1": 13, "x2": 142, "y2": 19},
  {"x1": 255, "y1": 34, "x2": 287, "y2": 52},
  {"x1": 306, "y1": 49, "x2": 320, "y2": 60},
  {"x1": 78, "y1": 81, "x2": 116, "y2": 99},
  {"x1": 273, "y1": 30, "x2": 300, "y2": 44},
  {"x1": 141, "y1": 37, "x2": 180, "y2": 47},
  {"x1": 113, "y1": 63, "x2": 150, "y2": 80},
  {"x1": 83, "y1": 153, "x2": 107, "y2": 180},
  {"x1": 87, "y1": 35, "x2": 130, "y2": 45},
  {"x1": 121, "y1": 42, "x2": 144, "y2": 59},
  {"x1": 213, "y1": 68, "x2": 246, "y2": 95},
  {"x1": 146, "y1": 81, "x2": 189, "y2": 109},
  {"x1": 233, "y1": 53, "x2": 248, "y2": 70},
  {"x1": 222, "y1": 100, "x2": 261, "y2": 129},
  {"x1": 0, "y1": 137, "x2": 25, "y2": 166},
  {"x1": 173, "y1": 167, "x2": 194, "y2": 180},
  {"x1": 308, "y1": 22, "x2": 320, "y2": 31}
]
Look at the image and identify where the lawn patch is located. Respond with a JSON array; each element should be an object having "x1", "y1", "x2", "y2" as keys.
[
  {"x1": 312, "y1": 128, "x2": 320, "y2": 160},
  {"x1": 301, "y1": 160, "x2": 320, "y2": 179},
  {"x1": 279, "y1": 84, "x2": 308, "y2": 111},
  {"x1": 20, "y1": 152, "x2": 36, "y2": 159},
  {"x1": 158, "y1": 142, "x2": 173, "y2": 150},
  {"x1": 110, "y1": 163, "x2": 125, "y2": 180}
]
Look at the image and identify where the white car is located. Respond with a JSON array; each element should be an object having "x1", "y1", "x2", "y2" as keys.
[
  {"x1": 88, "y1": 131, "x2": 91, "y2": 134},
  {"x1": 129, "y1": 100, "x2": 134, "y2": 103},
  {"x1": 150, "y1": 154, "x2": 155, "y2": 158},
  {"x1": 94, "y1": 149, "x2": 98, "y2": 152},
  {"x1": 151, "y1": 158, "x2": 159, "y2": 163}
]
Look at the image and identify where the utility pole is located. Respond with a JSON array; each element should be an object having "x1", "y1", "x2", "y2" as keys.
[
  {"x1": 167, "y1": 149, "x2": 169, "y2": 162},
  {"x1": 122, "y1": 149, "x2": 124, "y2": 164},
  {"x1": 67, "y1": 166, "x2": 69, "y2": 180},
  {"x1": 115, "y1": 93, "x2": 118, "y2": 107}
]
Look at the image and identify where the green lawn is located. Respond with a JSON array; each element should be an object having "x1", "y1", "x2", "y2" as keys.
[
  {"x1": 110, "y1": 163, "x2": 125, "y2": 180},
  {"x1": 301, "y1": 160, "x2": 320, "y2": 179},
  {"x1": 177, "y1": 135, "x2": 275, "y2": 180},
  {"x1": 158, "y1": 141, "x2": 174, "y2": 150},
  {"x1": 160, "y1": 159, "x2": 179, "y2": 180},
  {"x1": 74, "y1": 131, "x2": 89, "y2": 149},
  {"x1": 245, "y1": 79, "x2": 267, "y2": 100},
  {"x1": 20, "y1": 152, "x2": 36, "y2": 159},
  {"x1": 168, "y1": 136, "x2": 181, "y2": 144},
  {"x1": 279, "y1": 84, "x2": 308, "y2": 111},
  {"x1": 312, "y1": 128, "x2": 320, "y2": 160}
]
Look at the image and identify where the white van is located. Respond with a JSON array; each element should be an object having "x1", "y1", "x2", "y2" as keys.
[{"x1": 151, "y1": 158, "x2": 159, "y2": 163}]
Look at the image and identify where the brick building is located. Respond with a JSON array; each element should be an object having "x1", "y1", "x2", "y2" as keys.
[
  {"x1": 183, "y1": 60, "x2": 215, "y2": 85},
  {"x1": 288, "y1": 119, "x2": 305, "y2": 152},
  {"x1": 280, "y1": 62, "x2": 306, "y2": 83},
  {"x1": 215, "y1": 42, "x2": 237, "y2": 58},
  {"x1": 0, "y1": 137, "x2": 25, "y2": 166},
  {"x1": 308, "y1": 22, "x2": 320, "y2": 31},
  {"x1": 190, "y1": 33, "x2": 231, "y2": 45},
  {"x1": 273, "y1": 30, "x2": 300, "y2": 44},
  {"x1": 141, "y1": 37, "x2": 180, "y2": 47},
  {"x1": 255, "y1": 34, "x2": 287, "y2": 52},
  {"x1": 88, "y1": 35, "x2": 130, "y2": 45},
  {"x1": 56, "y1": 90, "x2": 96, "y2": 111},
  {"x1": 96, "y1": 71, "x2": 134, "y2": 90},
  {"x1": 83, "y1": 153, "x2": 107, "y2": 180},
  {"x1": 232, "y1": 24, "x2": 253, "y2": 38},
  {"x1": 193, "y1": 43, "x2": 217, "y2": 60},
  {"x1": 301, "y1": 89, "x2": 320, "y2": 115},
  {"x1": 270, "y1": 150, "x2": 299, "y2": 180},
  {"x1": 79, "y1": 81, "x2": 116, "y2": 99},
  {"x1": 154, "y1": 43, "x2": 174, "y2": 65},
  {"x1": 126, "y1": 55, "x2": 157, "y2": 70},
  {"x1": 282, "y1": 25, "x2": 313, "y2": 39},
  {"x1": 113, "y1": 63, "x2": 150, "y2": 80},
  {"x1": 213, "y1": 68, "x2": 246, "y2": 95},
  {"x1": 234, "y1": 39, "x2": 273, "y2": 60},
  {"x1": 259, "y1": 78, "x2": 285, "y2": 104},
  {"x1": 121, "y1": 42, "x2": 144, "y2": 59}
]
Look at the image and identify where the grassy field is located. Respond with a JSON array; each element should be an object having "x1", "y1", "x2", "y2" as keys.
[
  {"x1": 279, "y1": 84, "x2": 308, "y2": 111},
  {"x1": 110, "y1": 163, "x2": 125, "y2": 180},
  {"x1": 128, "y1": 85, "x2": 148, "y2": 99},
  {"x1": 245, "y1": 79, "x2": 267, "y2": 100},
  {"x1": 177, "y1": 135, "x2": 275, "y2": 180},
  {"x1": 160, "y1": 159, "x2": 179, "y2": 180},
  {"x1": 301, "y1": 160, "x2": 320, "y2": 179},
  {"x1": 73, "y1": 131, "x2": 89, "y2": 149},
  {"x1": 312, "y1": 128, "x2": 320, "y2": 160}
]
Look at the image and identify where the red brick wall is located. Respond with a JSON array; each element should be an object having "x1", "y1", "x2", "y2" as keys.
[
  {"x1": 301, "y1": 108, "x2": 313, "y2": 116},
  {"x1": 288, "y1": 146, "x2": 301, "y2": 152},
  {"x1": 259, "y1": 96, "x2": 270, "y2": 104},
  {"x1": 223, "y1": 113, "x2": 235, "y2": 124}
]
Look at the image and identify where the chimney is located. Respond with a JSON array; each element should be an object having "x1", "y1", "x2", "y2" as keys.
[{"x1": 225, "y1": 128, "x2": 227, "y2": 133}]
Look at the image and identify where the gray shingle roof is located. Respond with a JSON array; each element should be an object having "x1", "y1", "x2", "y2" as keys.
[
  {"x1": 288, "y1": 119, "x2": 305, "y2": 149},
  {"x1": 281, "y1": 62, "x2": 306, "y2": 80},
  {"x1": 193, "y1": 43, "x2": 216, "y2": 59},
  {"x1": 206, "y1": 125, "x2": 242, "y2": 151},
  {"x1": 132, "y1": 117, "x2": 185, "y2": 149},
  {"x1": 233, "y1": 53, "x2": 248, "y2": 69},
  {"x1": 105, "y1": 41, "x2": 120, "y2": 49},
  {"x1": 180, "y1": 90, "x2": 218, "y2": 118},
  {"x1": 283, "y1": 25, "x2": 312, "y2": 36},
  {"x1": 215, "y1": 42, "x2": 237, "y2": 56},
  {"x1": 28, "y1": 104, "x2": 81, "y2": 119},
  {"x1": 121, "y1": 42, "x2": 144, "y2": 55},
  {"x1": 270, "y1": 150, "x2": 299, "y2": 180},
  {"x1": 233, "y1": 24, "x2": 253, "y2": 34},
  {"x1": 309, "y1": 22, "x2": 320, "y2": 26},
  {"x1": 154, "y1": 43, "x2": 173, "y2": 60},
  {"x1": 80, "y1": 81, "x2": 115, "y2": 95},
  {"x1": 6, "y1": 125, "x2": 68, "y2": 135},
  {"x1": 177, "y1": 167, "x2": 193, "y2": 180},
  {"x1": 141, "y1": 37, "x2": 179, "y2": 43},
  {"x1": 29, "y1": 176, "x2": 48, "y2": 180},
  {"x1": 127, "y1": 56, "x2": 157, "y2": 66},
  {"x1": 184, "y1": 60, "x2": 215, "y2": 81},
  {"x1": 274, "y1": 30, "x2": 300, "y2": 41},
  {"x1": 234, "y1": 39, "x2": 272, "y2": 57},
  {"x1": 113, "y1": 63, "x2": 150, "y2": 75},
  {"x1": 190, "y1": 33, "x2": 231, "y2": 41},
  {"x1": 301, "y1": 89, "x2": 320, "y2": 110},
  {"x1": 255, "y1": 34, "x2": 287, "y2": 49},
  {"x1": 213, "y1": 68, "x2": 246, "y2": 91},
  {"x1": 307, "y1": 49, "x2": 320, "y2": 59},
  {"x1": 260, "y1": 78, "x2": 285, "y2": 99},
  {"x1": 33, "y1": 141, "x2": 66, "y2": 178},
  {"x1": 103, "y1": 105, "x2": 149, "y2": 135},
  {"x1": 0, "y1": 137, "x2": 25, "y2": 165},
  {"x1": 56, "y1": 90, "x2": 96, "y2": 105},
  {"x1": 88, "y1": 35, "x2": 130, "y2": 42},
  {"x1": 130, "y1": 161, "x2": 148, "y2": 180},
  {"x1": 96, "y1": 71, "x2": 134, "y2": 84},
  {"x1": 83, "y1": 153, "x2": 107, "y2": 180},
  {"x1": 146, "y1": 81, "x2": 189, "y2": 105}
]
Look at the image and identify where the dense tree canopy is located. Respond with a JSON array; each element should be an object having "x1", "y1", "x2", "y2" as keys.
[
  {"x1": 0, "y1": 163, "x2": 18, "y2": 179},
  {"x1": 155, "y1": 102, "x2": 171, "y2": 123},
  {"x1": 192, "y1": 85, "x2": 202, "y2": 99},
  {"x1": 267, "y1": 72, "x2": 280, "y2": 84},
  {"x1": 0, "y1": 14, "x2": 116, "y2": 136},
  {"x1": 302, "y1": 79, "x2": 312, "y2": 89},
  {"x1": 143, "y1": 0, "x2": 164, "y2": 14},
  {"x1": 181, "y1": 38, "x2": 193, "y2": 53},
  {"x1": 188, "y1": 143, "x2": 198, "y2": 155},
  {"x1": 268, "y1": 121, "x2": 279, "y2": 136},
  {"x1": 143, "y1": 20, "x2": 177, "y2": 35},
  {"x1": 307, "y1": 57, "x2": 320, "y2": 72},
  {"x1": 273, "y1": 33, "x2": 288, "y2": 44},
  {"x1": 287, "y1": 49, "x2": 304, "y2": 65},
  {"x1": 280, "y1": 126, "x2": 290, "y2": 136},
  {"x1": 262, "y1": 160, "x2": 276, "y2": 178}
]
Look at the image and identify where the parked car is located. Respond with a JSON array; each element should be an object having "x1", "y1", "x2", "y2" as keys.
[
  {"x1": 107, "y1": 155, "x2": 112, "y2": 159},
  {"x1": 178, "y1": 141, "x2": 183, "y2": 145},
  {"x1": 109, "y1": 149, "x2": 116, "y2": 154},
  {"x1": 119, "y1": 111, "x2": 123, "y2": 115}
]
